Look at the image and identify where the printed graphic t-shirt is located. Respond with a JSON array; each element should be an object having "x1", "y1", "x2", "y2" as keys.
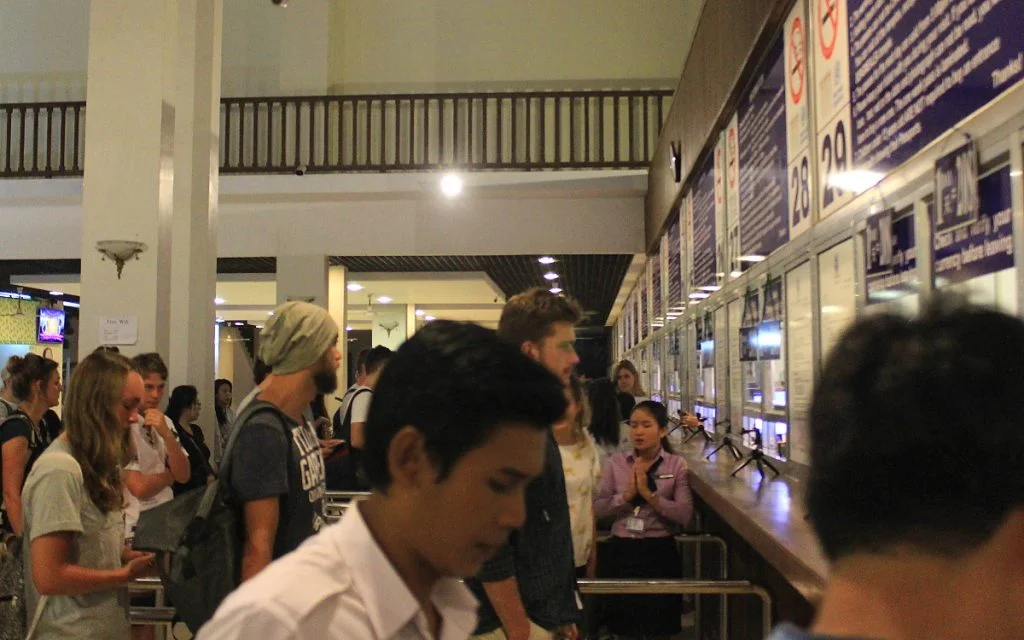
[{"x1": 229, "y1": 404, "x2": 326, "y2": 558}]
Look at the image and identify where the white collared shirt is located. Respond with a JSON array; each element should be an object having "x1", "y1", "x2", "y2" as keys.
[{"x1": 197, "y1": 502, "x2": 479, "y2": 640}]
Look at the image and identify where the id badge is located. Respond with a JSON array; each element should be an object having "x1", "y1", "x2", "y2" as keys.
[{"x1": 625, "y1": 508, "x2": 644, "y2": 533}]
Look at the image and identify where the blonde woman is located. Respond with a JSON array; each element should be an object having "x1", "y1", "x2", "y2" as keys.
[
  {"x1": 21, "y1": 351, "x2": 156, "y2": 639},
  {"x1": 614, "y1": 360, "x2": 648, "y2": 401},
  {"x1": 553, "y1": 377, "x2": 601, "y2": 575}
]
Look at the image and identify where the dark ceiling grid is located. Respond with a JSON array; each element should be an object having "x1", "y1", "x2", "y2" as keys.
[{"x1": 0, "y1": 254, "x2": 632, "y2": 325}]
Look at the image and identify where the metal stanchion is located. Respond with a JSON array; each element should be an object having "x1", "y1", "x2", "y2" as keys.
[{"x1": 576, "y1": 579, "x2": 771, "y2": 638}]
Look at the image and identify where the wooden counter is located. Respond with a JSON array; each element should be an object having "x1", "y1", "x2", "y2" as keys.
[{"x1": 676, "y1": 436, "x2": 829, "y2": 604}]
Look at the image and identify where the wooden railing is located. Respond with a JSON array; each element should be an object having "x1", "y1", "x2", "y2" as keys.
[{"x1": 0, "y1": 88, "x2": 672, "y2": 178}]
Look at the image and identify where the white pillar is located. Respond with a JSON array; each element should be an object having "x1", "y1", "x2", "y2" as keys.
[
  {"x1": 168, "y1": 1, "x2": 223, "y2": 445},
  {"x1": 327, "y1": 265, "x2": 348, "y2": 416},
  {"x1": 79, "y1": 0, "x2": 223, "y2": 448},
  {"x1": 406, "y1": 304, "x2": 419, "y2": 340},
  {"x1": 80, "y1": 0, "x2": 179, "y2": 357}
]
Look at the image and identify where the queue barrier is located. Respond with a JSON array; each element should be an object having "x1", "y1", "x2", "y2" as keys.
[
  {"x1": 128, "y1": 578, "x2": 770, "y2": 638},
  {"x1": 130, "y1": 495, "x2": 753, "y2": 639}
]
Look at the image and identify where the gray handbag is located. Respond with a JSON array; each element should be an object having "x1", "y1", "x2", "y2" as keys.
[{"x1": 0, "y1": 534, "x2": 47, "y2": 640}]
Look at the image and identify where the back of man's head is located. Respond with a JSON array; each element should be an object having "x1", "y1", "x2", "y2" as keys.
[
  {"x1": 363, "y1": 320, "x2": 565, "y2": 490},
  {"x1": 497, "y1": 287, "x2": 582, "y2": 347},
  {"x1": 131, "y1": 352, "x2": 168, "y2": 380},
  {"x1": 808, "y1": 299, "x2": 1024, "y2": 561},
  {"x1": 364, "y1": 345, "x2": 393, "y2": 378}
]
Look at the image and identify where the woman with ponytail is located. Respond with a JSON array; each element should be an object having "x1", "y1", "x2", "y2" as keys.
[
  {"x1": 593, "y1": 400, "x2": 693, "y2": 639},
  {"x1": 1, "y1": 354, "x2": 60, "y2": 536}
]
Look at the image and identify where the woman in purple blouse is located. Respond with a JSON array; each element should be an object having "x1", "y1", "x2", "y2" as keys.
[{"x1": 594, "y1": 400, "x2": 693, "y2": 639}]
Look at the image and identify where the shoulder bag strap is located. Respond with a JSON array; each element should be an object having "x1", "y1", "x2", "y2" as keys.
[
  {"x1": 25, "y1": 595, "x2": 49, "y2": 640},
  {"x1": 213, "y1": 400, "x2": 293, "y2": 506}
]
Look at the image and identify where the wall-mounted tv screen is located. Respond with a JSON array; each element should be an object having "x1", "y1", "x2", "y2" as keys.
[{"x1": 38, "y1": 308, "x2": 65, "y2": 344}]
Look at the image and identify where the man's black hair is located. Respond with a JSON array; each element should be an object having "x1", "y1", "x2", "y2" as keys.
[
  {"x1": 363, "y1": 320, "x2": 566, "y2": 489},
  {"x1": 364, "y1": 345, "x2": 393, "y2": 376},
  {"x1": 808, "y1": 298, "x2": 1024, "y2": 561}
]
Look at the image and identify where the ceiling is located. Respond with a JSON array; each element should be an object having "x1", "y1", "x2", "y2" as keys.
[{"x1": 5, "y1": 254, "x2": 632, "y2": 330}]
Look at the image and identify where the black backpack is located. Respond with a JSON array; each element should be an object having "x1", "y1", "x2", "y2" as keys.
[{"x1": 133, "y1": 400, "x2": 291, "y2": 632}]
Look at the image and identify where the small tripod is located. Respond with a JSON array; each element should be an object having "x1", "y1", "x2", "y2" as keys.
[
  {"x1": 705, "y1": 419, "x2": 741, "y2": 461},
  {"x1": 682, "y1": 415, "x2": 713, "y2": 444},
  {"x1": 731, "y1": 427, "x2": 781, "y2": 479}
]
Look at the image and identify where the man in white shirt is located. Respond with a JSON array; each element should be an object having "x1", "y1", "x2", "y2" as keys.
[
  {"x1": 198, "y1": 320, "x2": 568, "y2": 640},
  {"x1": 123, "y1": 353, "x2": 190, "y2": 543}
]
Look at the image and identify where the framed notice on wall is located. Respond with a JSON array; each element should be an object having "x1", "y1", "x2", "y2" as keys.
[
  {"x1": 786, "y1": 261, "x2": 813, "y2": 465},
  {"x1": 818, "y1": 239, "x2": 857, "y2": 362}
]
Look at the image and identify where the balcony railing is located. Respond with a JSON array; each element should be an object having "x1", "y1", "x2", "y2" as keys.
[{"x1": 0, "y1": 88, "x2": 672, "y2": 178}]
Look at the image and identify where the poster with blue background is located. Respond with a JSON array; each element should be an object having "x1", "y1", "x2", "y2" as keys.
[
  {"x1": 847, "y1": 0, "x2": 1024, "y2": 174},
  {"x1": 933, "y1": 166, "x2": 1013, "y2": 286},
  {"x1": 738, "y1": 35, "x2": 791, "y2": 258},
  {"x1": 691, "y1": 155, "x2": 718, "y2": 289},
  {"x1": 866, "y1": 211, "x2": 917, "y2": 303}
]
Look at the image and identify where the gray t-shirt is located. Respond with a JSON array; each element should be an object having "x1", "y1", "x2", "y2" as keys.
[
  {"x1": 228, "y1": 405, "x2": 326, "y2": 559},
  {"x1": 22, "y1": 439, "x2": 129, "y2": 639}
]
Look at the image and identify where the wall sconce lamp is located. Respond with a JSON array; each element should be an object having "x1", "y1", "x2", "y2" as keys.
[{"x1": 96, "y1": 240, "x2": 147, "y2": 279}]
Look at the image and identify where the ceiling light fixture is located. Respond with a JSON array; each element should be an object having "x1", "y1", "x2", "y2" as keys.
[
  {"x1": 549, "y1": 287, "x2": 563, "y2": 294},
  {"x1": 739, "y1": 255, "x2": 767, "y2": 263},
  {"x1": 214, "y1": 297, "x2": 225, "y2": 305},
  {"x1": 415, "y1": 309, "x2": 425, "y2": 317},
  {"x1": 347, "y1": 283, "x2": 364, "y2": 292},
  {"x1": 345, "y1": 325, "x2": 353, "y2": 331},
  {"x1": 49, "y1": 290, "x2": 64, "y2": 296},
  {"x1": 440, "y1": 173, "x2": 463, "y2": 197},
  {"x1": 543, "y1": 272, "x2": 559, "y2": 281},
  {"x1": 538, "y1": 256, "x2": 556, "y2": 265},
  {"x1": 425, "y1": 315, "x2": 436, "y2": 321},
  {"x1": 377, "y1": 296, "x2": 392, "y2": 304}
]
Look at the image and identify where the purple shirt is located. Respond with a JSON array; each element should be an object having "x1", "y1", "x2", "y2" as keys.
[{"x1": 593, "y1": 449, "x2": 693, "y2": 538}]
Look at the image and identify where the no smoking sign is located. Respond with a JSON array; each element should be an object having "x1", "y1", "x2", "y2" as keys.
[
  {"x1": 818, "y1": 0, "x2": 839, "y2": 60},
  {"x1": 789, "y1": 16, "x2": 805, "y2": 104}
]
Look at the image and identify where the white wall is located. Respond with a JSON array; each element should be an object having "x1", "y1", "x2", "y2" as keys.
[
  {"x1": 0, "y1": 0, "x2": 90, "y2": 101},
  {"x1": 0, "y1": 0, "x2": 329, "y2": 101},
  {"x1": 0, "y1": 0, "x2": 693, "y2": 101},
  {"x1": 0, "y1": 172, "x2": 646, "y2": 259},
  {"x1": 329, "y1": 0, "x2": 700, "y2": 92},
  {"x1": 221, "y1": 0, "x2": 330, "y2": 97}
]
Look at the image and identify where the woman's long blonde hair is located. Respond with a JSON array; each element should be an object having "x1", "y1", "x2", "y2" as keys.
[
  {"x1": 614, "y1": 359, "x2": 647, "y2": 397},
  {"x1": 567, "y1": 375, "x2": 591, "y2": 439},
  {"x1": 63, "y1": 351, "x2": 133, "y2": 513}
]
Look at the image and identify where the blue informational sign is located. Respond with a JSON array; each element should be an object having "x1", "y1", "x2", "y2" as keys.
[
  {"x1": 738, "y1": 36, "x2": 791, "y2": 258},
  {"x1": 933, "y1": 166, "x2": 1014, "y2": 286},
  {"x1": 866, "y1": 212, "x2": 917, "y2": 302},
  {"x1": 848, "y1": 0, "x2": 1024, "y2": 174},
  {"x1": 667, "y1": 212, "x2": 682, "y2": 309},
  {"x1": 934, "y1": 141, "x2": 980, "y2": 234},
  {"x1": 864, "y1": 208, "x2": 894, "y2": 276},
  {"x1": 691, "y1": 155, "x2": 718, "y2": 289}
]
